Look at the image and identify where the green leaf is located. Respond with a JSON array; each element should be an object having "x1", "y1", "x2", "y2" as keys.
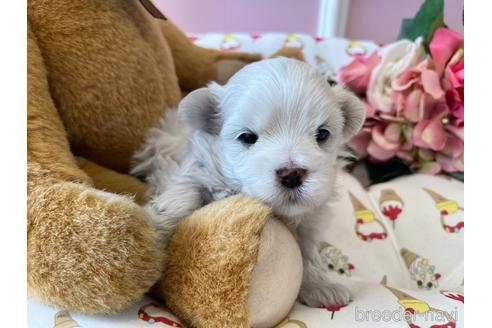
[
  {"x1": 397, "y1": 0, "x2": 447, "y2": 52},
  {"x1": 398, "y1": 18, "x2": 414, "y2": 40}
]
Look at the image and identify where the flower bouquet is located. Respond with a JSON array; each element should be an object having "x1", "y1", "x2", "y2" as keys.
[{"x1": 338, "y1": 0, "x2": 463, "y2": 182}]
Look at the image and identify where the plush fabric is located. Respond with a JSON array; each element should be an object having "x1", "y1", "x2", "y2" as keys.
[
  {"x1": 155, "y1": 195, "x2": 272, "y2": 328},
  {"x1": 248, "y1": 217, "x2": 303, "y2": 328},
  {"x1": 78, "y1": 158, "x2": 148, "y2": 205}
]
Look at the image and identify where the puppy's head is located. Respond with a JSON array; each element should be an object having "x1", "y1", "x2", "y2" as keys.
[{"x1": 179, "y1": 58, "x2": 365, "y2": 219}]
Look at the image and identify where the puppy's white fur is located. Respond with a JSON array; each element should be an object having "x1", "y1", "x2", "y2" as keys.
[{"x1": 131, "y1": 58, "x2": 365, "y2": 307}]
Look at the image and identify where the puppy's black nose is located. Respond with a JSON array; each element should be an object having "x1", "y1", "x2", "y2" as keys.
[{"x1": 276, "y1": 167, "x2": 307, "y2": 189}]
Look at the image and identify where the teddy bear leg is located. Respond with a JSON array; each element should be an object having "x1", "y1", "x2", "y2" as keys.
[{"x1": 28, "y1": 165, "x2": 164, "y2": 314}]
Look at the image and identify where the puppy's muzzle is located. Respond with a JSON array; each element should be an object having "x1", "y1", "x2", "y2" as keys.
[{"x1": 276, "y1": 167, "x2": 308, "y2": 189}]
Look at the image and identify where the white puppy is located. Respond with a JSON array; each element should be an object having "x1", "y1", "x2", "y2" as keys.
[{"x1": 131, "y1": 58, "x2": 365, "y2": 307}]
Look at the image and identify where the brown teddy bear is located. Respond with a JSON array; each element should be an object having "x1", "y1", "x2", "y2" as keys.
[{"x1": 28, "y1": 0, "x2": 303, "y2": 327}]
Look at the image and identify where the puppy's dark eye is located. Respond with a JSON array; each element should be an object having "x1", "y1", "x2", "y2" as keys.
[
  {"x1": 316, "y1": 128, "x2": 330, "y2": 143},
  {"x1": 238, "y1": 132, "x2": 258, "y2": 145}
]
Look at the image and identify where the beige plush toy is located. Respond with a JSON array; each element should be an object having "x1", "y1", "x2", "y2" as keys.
[{"x1": 28, "y1": 0, "x2": 303, "y2": 327}]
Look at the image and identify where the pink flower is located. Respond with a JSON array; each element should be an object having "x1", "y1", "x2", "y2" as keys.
[
  {"x1": 392, "y1": 59, "x2": 446, "y2": 123},
  {"x1": 367, "y1": 123, "x2": 401, "y2": 161},
  {"x1": 349, "y1": 108, "x2": 463, "y2": 173},
  {"x1": 338, "y1": 52, "x2": 381, "y2": 94},
  {"x1": 446, "y1": 124, "x2": 463, "y2": 141},
  {"x1": 436, "y1": 134, "x2": 464, "y2": 172},
  {"x1": 345, "y1": 31, "x2": 463, "y2": 175},
  {"x1": 429, "y1": 28, "x2": 464, "y2": 76},
  {"x1": 367, "y1": 38, "x2": 425, "y2": 113},
  {"x1": 443, "y1": 53, "x2": 464, "y2": 126},
  {"x1": 390, "y1": 58, "x2": 450, "y2": 152},
  {"x1": 430, "y1": 28, "x2": 464, "y2": 126},
  {"x1": 412, "y1": 117, "x2": 447, "y2": 151}
]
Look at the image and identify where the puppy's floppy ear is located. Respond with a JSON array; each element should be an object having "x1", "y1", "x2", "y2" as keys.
[
  {"x1": 332, "y1": 85, "x2": 366, "y2": 140},
  {"x1": 178, "y1": 86, "x2": 222, "y2": 135}
]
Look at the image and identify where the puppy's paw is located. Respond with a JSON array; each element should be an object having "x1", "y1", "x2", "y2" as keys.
[
  {"x1": 298, "y1": 282, "x2": 352, "y2": 307},
  {"x1": 142, "y1": 203, "x2": 176, "y2": 248}
]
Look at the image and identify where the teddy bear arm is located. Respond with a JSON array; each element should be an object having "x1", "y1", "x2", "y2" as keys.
[
  {"x1": 77, "y1": 158, "x2": 148, "y2": 205},
  {"x1": 28, "y1": 25, "x2": 91, "y2": 184},
  {"x1": 28, "y1": 25, "x2": 164, "y2": 314},
  {"x1": 159, "y1": 19, "x2": 262, "y2": 91}
]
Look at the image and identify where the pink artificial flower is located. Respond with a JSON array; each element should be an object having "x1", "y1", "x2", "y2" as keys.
[
  {"x1": 366, "y1": 124, "x2": 401, "y2": 161},
  {"x1": 445, "y1": 124, "x2": 464, "y2": 141},
  {"x1": 444, "y1": 52, "x2": 464, "y2": 126},
  {"x1": 367, "y1": 140, "x2": 395, "y2": 162},
  {"x1": 430, "y1": 28, "x2": 464, "y2": 126},
  {"x1": 436, "y1": 153, "x2": 464, "y2": 172},
  {"x1": 445, "y1": 53, "x2": 464, "y2": 90},
  {"x1": 412, "y1": 117, "x2": 447, "y2": 151},
  {"x1": 338, "y1": 52, "x2": 381, "y2": 94},
  {"x1": 429, "y1": 28, "x2": 464, "y2": 75},
  {"x1": 345, "y1": 30, "x2": 464, "y2": 175},
  {"x1": 436, "y1": 134, "x2": 464, "y2": 172},
  {"x1": 367, "y1": 38, "x2": 425, "y2": 113},
  {"x1": 392, "y1": 59, "x2": 446, "y2": 123}
]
